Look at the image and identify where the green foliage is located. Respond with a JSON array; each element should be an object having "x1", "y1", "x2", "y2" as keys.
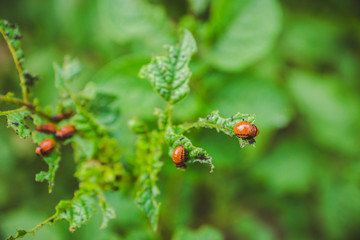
[
  {"x1": 172, "y1": 226, "x2": 224, "y2": 240},
  {"x1": 165, "y1": 126, "x2": 213, "y2": 171},
  {"x1": 98, "y1": 199, "x2": 116, "y2": 229},
  {"x1": 32, "y1": 115, "x2": 60, "y2": 193},
  {"x1": 207, "y1": 0, "x2": 282, "y2": 71},
  {"x1": 7, "y1": 111, "x2": 31, "y2": 139},
  {"x1": 139, "y1": 29, "x2": 197, "y2": 105},
  {"x1": 98, "y1": 0, "x2": 173, "y2": 47},
  {"x1": 6, "y1": 229, "x2": 27, "y2": 240},
  {"x1": 8, "y1": 0, "x2": 359, "y2": 238},
  {"x1": 0, "y1": 20, "x2": 38, "y2": 88},
  {"x1": 196, "y1": 110, "x2": 256, "y2": 147},
  {"x1": 55, "y1": 194, "x2": 97, "y2": 232},
  {"x1": 131, "y1": 121, "x2": 163, "y2": 231}
]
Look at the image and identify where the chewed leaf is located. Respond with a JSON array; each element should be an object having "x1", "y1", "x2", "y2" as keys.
[
  {"x1": 32, "y1": 115, "x2": 61, "y2": 193},
  {"x1": 6, "y1": 229, "x2": 28, "y2": 240},
  {"x1": 35, "y1": 147, "x2": 61, "y2": 193},
  {"x1": 136, "y1": 178, "x2": 161, "y2": 230},
  {"x1": 55, "y1": 194, "x2": 97, "y2": 232},
  {"x1": 165, "y1": 126, "x2": 214, "y2": 172},
  {"x1": 98, "y1": 200, "x2": 116, "y2": 229},
  {"x1": 139, "y1": 29, "x2": 197, "y2": 105},
  {"x1": 0, "y1": 20, "x2": 38, "y2": 88},
  {"x1": 184, "y1": 111, "x2": 257, "y2": 148},
  {"x1": 7, "y1": 111, "x2": 31, "y2": 138},
  {"x1": 133, "y1": 128, "x2": 163, "y2": 231}
]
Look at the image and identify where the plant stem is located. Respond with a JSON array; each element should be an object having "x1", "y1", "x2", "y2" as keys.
[
  {"x1": 21, "y1": 214, "x2": 57, "y2": 238},
  {"x1": 0, "y1": 28, "x2": 29, "y2": 102},
  {"x1": 11, "y1": 193, "x2": 80, "y2": 239},
  {"x1": 166, "y1": 102, "x2": 172, "y2": 126},
  {"x1": 0, "y1": 94, "x2": 54, "y2": 121},
  {"x1": 0, "y1": 107, "x2": 26, "y2": 116}
]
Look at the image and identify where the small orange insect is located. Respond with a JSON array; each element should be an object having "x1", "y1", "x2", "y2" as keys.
[
  {"x1": 172, "y1": 145, "x2": 186, "y2": 169},
  {"x1": 233, "y1": 121, "x2": 259, "y2": 143},
  {"x1": 55, "y1": 125, "x2": 76, "y2": 140},
  {"x1": 36, "y1": 139, "x2": 56, "y2": 156},
  {"x1": 51, "y1": 110, "x2": 73, "y2": 122},
  {"x1": 35, "y1": 123, "x2": 57, "y2": 134}
]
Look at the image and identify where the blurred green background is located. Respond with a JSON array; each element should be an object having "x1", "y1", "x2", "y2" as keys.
[{"x1": 1, "y1": 0, "x2": 360, "y2": 239}]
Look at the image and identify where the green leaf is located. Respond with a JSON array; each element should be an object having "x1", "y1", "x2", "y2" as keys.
[
  {"x1": 55, "y1": 194, "x2": 97, "y2": 232},
  {"x1": 172, "y1": 226, "x2": 224, "y2": 240},
  {"x1": 71, "y1": 135, "x2": 95, "y2": 162},
  {"x1": 235, "y1": 214, "x2": 277, "y2": 240},
  {"x1": 54, "y1": 56, "x2": 82, "y2": 86},
  {"x1": 98, "y1": 199, "x2": 116, "y2": 229},
  {"x1": 287, "y1": 71, "x2": 359, "y2": 155},
  {"x1": 80, "y1": 83, "x2": 121, "y2": 126},
  {"x1": 54, "y1": 56, "x2": 82, "y2": 109},
  {"x1": 165, "y1": 126, "x2": 214, "y2": 171},
  {"x1": 187, "y1": 0, "x2": 210, "y2": 15},
  {"x1": 62, "y1": 56, "x2": 82, "y2": 81},
  {"x1": 6, "y1": 229, "x2": 28, "y2": 240},
  {"x1": 133, "y1": 128, "x2": 163, "y2": 231},
  {"x1": 252, "y1": 140, "x2": 315, "y2": 195},
  {"x1": 34, "y1": 149, "x2": 61, "y2": 193},
  {"x1": 208, "y1": 0, "x2": 282, "y2": 71},
  {"x1": 7, "y1": 111, "x2": 31, "y2": 139},
  {"x1": 213, "y1": 76, "x2": 293, "y2": 130},
  {"x1": 128, "y1": 117, "x2": 148, "y2": 135},
  {"x1": 139, "y1": 29, "x2": 197, "y2": 105},
  {"x1": 183, "y1": 110, "x2": 256, "y2": 148}
]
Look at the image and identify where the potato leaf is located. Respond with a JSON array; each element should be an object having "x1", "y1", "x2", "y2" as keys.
[
  {"x1": 139, "y1": 29, "x2": 197, "y2": 105},
  {"x1": 98, "y1": 199, "x2": 116, "y2": 229},
  {"x1": 131, "y1": 120, "x2": 163, "y2": 231},
  {"x1": 196, "y1": 110, "x2": 256, "y2": 147},
  {"x1": 55, "y1": 194, "x2": 97, "y2": 232},
  {"x1": 0, "y1": 20, "x2": 38, "y2": 88},
  {"x1": 7, "y1": 111, "x2": 31, "y2": 139},
  {"x1": 32, "y1": 115, "x2": 61, "y2": 193},
  {"x1": 165, "y1": 126, "x2": 214, "y2": 171}
]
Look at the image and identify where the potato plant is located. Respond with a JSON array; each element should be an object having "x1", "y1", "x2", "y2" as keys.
[{"x1": 0, "y1": 20, "x2": 257, "y2": 239}]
